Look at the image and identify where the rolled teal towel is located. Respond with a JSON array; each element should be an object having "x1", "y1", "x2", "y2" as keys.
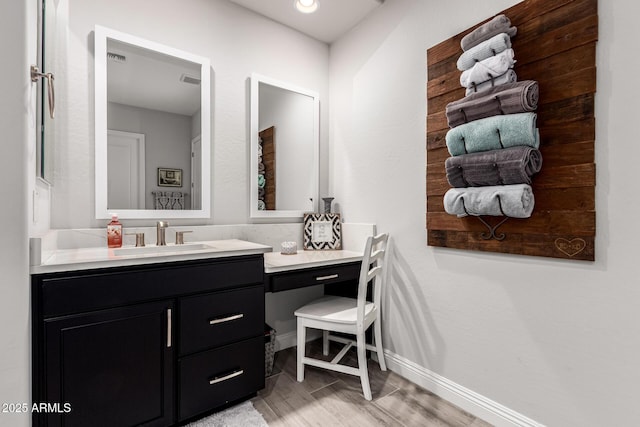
[
  {"x1": 460, "y1": 49, "x2": 515, "y2": 89},
  {"x1": 445, "y1": 112, "x2": 539, "y2": 156},
  {"x1": 258, "y1": 174, "x2": 266, "y2": 188},
  {"x1": 444, "y1": 184, "x2": 534, "y2": 218},
  {"x1": 457, "y1": 33, "x2": 512, "y2": 71}
]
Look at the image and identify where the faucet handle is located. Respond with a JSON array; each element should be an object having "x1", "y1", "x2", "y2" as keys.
[
  {"x1": 125, "y1": 232, "x2": 146, "y2": 247},
  {"x1": 175, "y1": 230, "x2": 192, "y2": 245}
]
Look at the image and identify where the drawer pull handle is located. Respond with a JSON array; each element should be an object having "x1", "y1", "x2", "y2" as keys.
[
  {"x1": 209, "y1": 369, "x2": 244, "y2": 385},
  {"x1": 316, "y1": 274, "x2": 339, "y2": 281},
  {"x1": 209, "y1": 313, "x2": 244, "y2": 325}
]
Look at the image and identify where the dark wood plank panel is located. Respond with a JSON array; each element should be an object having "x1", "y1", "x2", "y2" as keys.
[
  {"x1": 426, "y1": 0, "x2": 577, "y2": 69},
  {"x1": 426, "y1": 0, "x2": 597, "y2": 260},
  {"x1": 517, "y1": 42, "x2": 596, "y2": 83},
  {"x1": 514, "y1": 14, "x2": 598, "y2": 66},
  {"x1": 427, "y1": 230, "x2": 595, "y2": 261},
  {"x1": 427, "y1": 211, "x2": 595, "y2": 236}
]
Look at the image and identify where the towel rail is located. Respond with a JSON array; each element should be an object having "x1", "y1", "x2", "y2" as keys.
[{"x1": 460, "y1": 195, "x2": 510, "y2": 241}]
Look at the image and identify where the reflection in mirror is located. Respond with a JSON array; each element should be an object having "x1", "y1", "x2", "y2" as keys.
[
  {"x1": 95, "y1": 25, "x2": 210, "y2": 219},
  {"x1": 250, "y1": 74, "x2": 319, "y2": 219},
  {"x1": 37, "y1": 0, "x2": 58, "y2": 182}
]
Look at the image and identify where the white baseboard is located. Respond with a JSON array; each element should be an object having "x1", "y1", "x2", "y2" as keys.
[
  {"x1": 274, "y1": 329, "x2": 321, "y2": 351},
  {"x1": 383, "y1": 350, "x2": 545, "y2": 427}
]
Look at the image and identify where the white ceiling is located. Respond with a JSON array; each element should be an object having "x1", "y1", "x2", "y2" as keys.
[
  {"x1": 107, "y1": 39, "x2": 201, "y2": 116},
  {"x1": 227, "y1": 0, "x2": 384, "y2": 44}
]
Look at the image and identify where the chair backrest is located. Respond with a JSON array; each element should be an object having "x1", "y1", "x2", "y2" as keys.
[{"x1": 356, "y1": 233, "x2": 389, "y2": 329}]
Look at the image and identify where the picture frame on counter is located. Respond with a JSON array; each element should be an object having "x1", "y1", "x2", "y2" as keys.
[{"x1": 303, "y1": 213, "x2": 342, "y2": 250}]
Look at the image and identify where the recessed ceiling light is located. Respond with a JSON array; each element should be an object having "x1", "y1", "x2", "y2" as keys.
[{"x1": 295, "y1": 0, "x2": 318, "y2": 14}]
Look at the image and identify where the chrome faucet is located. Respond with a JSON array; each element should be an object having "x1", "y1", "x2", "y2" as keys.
[{"x1": 156, "y1": 221, "x2": 168, "y2": 246}]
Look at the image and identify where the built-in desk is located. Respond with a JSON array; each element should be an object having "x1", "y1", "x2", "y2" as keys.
[{"x1": 264, "y1": 250, "x2": 363, "y2": 293}]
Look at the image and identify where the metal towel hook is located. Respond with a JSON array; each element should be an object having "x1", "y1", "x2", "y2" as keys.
[
  {"x1": 30, "y1": 65, "x2": 55, "y2": 119},
  {"x1": 461, "y1": 195, "x2": 510, "y2": 240}
]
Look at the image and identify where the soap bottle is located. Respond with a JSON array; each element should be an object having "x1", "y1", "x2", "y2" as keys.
[{"x1": 107, "y1": 213, "x2": 123, "y2": 248}]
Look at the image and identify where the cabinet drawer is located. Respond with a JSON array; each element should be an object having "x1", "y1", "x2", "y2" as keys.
[
  {"x1": 39, "y1": 256, "x2": 264, "y2": 317},
  {"x1": 266, "y1": 261, "x2": 361, "y2": 292},
  {"x1": 179, "y1": 285, "x2": 264, "y2": 355},
  {"x1": 179, "y1": 336, "x2": 264, "y2": 421}
]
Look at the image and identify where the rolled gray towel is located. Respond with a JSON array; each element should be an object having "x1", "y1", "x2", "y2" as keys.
[
  {"x1": 446, "y1": 112, "x2": 539, "y2": 156},
  {"x1": 460, "y1": 49, "x2": 515, "y2": 89},
  {"x1": 461, "y1": 14, "x2": 517, "y2": 52},
  {"x1": 457, "y1": 33, "x2": 512, "y2": 71},
  {"x1": 445, "y1": 146, "x2": 543, "y2": 187},
  {"x1": 446, "y1": 80, "x2": 539, "y2": 128},
  {"x1": 258, "y1": 187, "x2": 265, "y2": 198},
  {"x1": 258, "y1": 162, "x2": 265, "y2": 173},
  {"x1": 465, "y1": 69, "x2": 517, "y2": 96},
  {"x1": 444, "y1": 184, "x2": 535, "y2": 218}
]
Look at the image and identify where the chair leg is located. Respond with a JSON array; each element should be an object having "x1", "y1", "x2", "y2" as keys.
[
  {"x1": 374, "y1": 319, "x2": 387, "y2": 371},
  {"x1": 356, "y1": 332, "x2": 372, "y2": 400},
  {"x1": 297, "y1": 320, "x2": 306, "y2": 382},
  {"x1": 322, "y1": 330, "x2": 329, "y2": 356}
]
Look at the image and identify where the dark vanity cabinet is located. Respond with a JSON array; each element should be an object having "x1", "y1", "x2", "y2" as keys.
[{"x1": 32, "y1": 255, "x2": 265, "y2": 427}]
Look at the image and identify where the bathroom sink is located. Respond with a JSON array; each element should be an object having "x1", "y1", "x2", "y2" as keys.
[{"x1": 114, "y1": 243, "x2": 215, "y2": 256}]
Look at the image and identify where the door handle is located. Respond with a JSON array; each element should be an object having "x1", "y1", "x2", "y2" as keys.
[
  {"x1": 31, "y1": 65, "x2": 55, "y2": 119},
  {"x1": 167, "y1": 308, "x2": 172, "y2": 348}
]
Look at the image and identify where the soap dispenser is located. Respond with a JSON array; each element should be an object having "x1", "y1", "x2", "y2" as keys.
[{"x1": 107, "y1": 213, "x2": 123, "y2": 248}]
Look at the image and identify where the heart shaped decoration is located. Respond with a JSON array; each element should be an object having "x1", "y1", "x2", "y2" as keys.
[{"x1": 554, "y1": 238, "x2": 586, "y2": 257}]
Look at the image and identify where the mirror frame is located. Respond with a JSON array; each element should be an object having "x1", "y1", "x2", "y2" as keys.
[
  {"x1": 94, "y1": 25, "x2": 211, "y2": 219},
  {"x1": 249, "y1": 73, "x2": 319, "y2": 219}
]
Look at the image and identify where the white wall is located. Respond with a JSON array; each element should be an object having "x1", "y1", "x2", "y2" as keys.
[
  {"x1": 48, "y1": 0, "x2": 329, "y2": 229},
  {"x1": 330, "y1": 0, "x2": 640, "y2": 426},
  {"x1": 0, "y1": 0, "x2": 32, "y2": 425}
]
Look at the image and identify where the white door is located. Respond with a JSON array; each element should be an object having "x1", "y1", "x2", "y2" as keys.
[
  {"x1": 191, "y1": 136, "x2": 202, "y2": 210},
  {"x1": 107, "y1": 130, "x2": 146, "y2": 209}
]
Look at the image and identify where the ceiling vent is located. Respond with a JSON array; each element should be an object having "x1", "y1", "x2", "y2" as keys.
[
  {"x1": 106, "y1": 52, "x2": 126, "y2": 63},
  {"x1": 180, "y1": 74, "x2": 201, "y2": 85}
]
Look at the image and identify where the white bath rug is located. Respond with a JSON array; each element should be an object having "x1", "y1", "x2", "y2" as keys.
[{"x1": 186, "y1": 401, "x2": 268, "y2": 427}]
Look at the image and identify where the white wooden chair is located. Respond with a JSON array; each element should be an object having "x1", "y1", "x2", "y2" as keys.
[{"x1": 294, "y1": 233, "x2": 389, "y2": 400}]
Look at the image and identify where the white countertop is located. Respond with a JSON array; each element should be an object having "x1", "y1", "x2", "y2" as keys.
[
  {"x1": 31, "y1": 239, "x2": 272, "y2": 274},
  {"x1": 264, "y1": 250, "x2": 363, "y2": 274}
]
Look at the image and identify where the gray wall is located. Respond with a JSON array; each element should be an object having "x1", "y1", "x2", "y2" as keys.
[{"x1": 108, "y1": 102, "x2": 193, "y2": 209}]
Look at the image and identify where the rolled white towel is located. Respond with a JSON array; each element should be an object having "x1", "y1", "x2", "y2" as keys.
[
  {"x1": 465, "y1": 69, "x2": 517, "y2": 96},
  {"x1": 457, "y1": 33, "x2": 512, "y2": 71},
  {"x1": 443, "y1": 184, "x2": 535, "y2": 218},
  {"x1": 460, "y1": 49, "x2": 515, "y2": 89}
]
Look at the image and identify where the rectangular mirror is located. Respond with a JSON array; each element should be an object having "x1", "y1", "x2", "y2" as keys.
[
  {"x1": 36, "y1": 0, "x2": 55, "y2": 182},
  {"x1": 95, "y1": 25, "x2": 211, "y2": 219},
  {"x1": 250, "y1": 73, "x2": 319, "y2": 219}
]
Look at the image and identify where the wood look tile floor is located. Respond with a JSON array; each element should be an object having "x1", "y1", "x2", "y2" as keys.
[{"x1": 252, "y1": 340, "x2": 492, "y2": 427}]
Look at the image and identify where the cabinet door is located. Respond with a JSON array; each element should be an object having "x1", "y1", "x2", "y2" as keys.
[{"x1": 42, "y1": 301, "x2": 174, "y2": 427}]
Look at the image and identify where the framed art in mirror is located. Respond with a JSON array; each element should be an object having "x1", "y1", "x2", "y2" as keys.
[
  {"x1": 303, "y1": 213, "x2": 342, "y2": 250},
  {"x1": 94, "y1": 25, "x2": 211, "y2": 219},
  {"x1": 158, "y1": 168, "x2": 183, "y2": 187}
]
